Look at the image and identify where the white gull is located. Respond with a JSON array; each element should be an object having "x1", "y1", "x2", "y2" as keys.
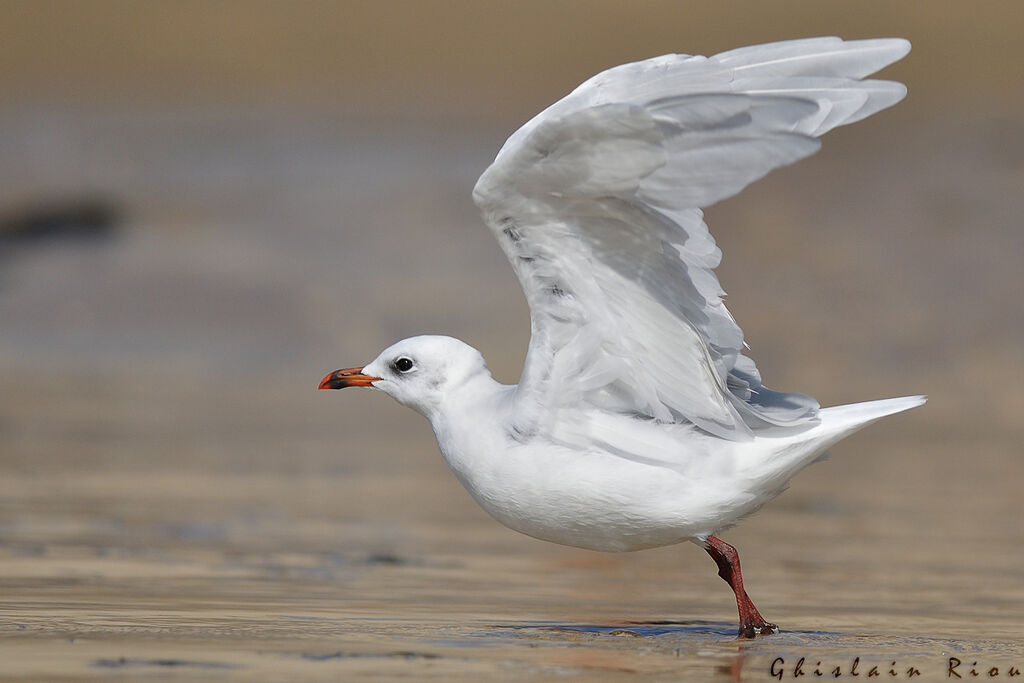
[{"x1": 319, "y1": 36, "x2": 924, "y2": 638}]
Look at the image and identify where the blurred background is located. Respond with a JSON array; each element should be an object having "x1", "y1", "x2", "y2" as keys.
[{"x1": 0, "y1": 1, "x2": 1022, "y2": 678}]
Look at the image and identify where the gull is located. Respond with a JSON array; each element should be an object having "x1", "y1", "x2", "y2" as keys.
[{"x1": 319, "y1": 37, "x2": 924, "y2": 638}]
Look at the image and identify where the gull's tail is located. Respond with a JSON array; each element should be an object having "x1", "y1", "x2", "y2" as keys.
[
  {"x1": 817, "y1": 395, "x2": 927, "y2": 431},
  {"x1": 741, "y1": 395, "x2": 926, "y2": 499}
]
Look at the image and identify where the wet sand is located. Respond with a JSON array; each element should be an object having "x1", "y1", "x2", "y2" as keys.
[
  {"x1": 2, "y1": 106, "x2": 1022, "y2": 679},
  {"x1": 1, "y1": 430, "x2": 1022, "y2": 679},
  {"x1": 2, "y1": 4, "x2": 1024, "y2": 679}
]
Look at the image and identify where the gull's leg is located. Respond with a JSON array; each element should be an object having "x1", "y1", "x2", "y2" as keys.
[{"x1": 703, "y1": 535, "x2": 778, "y2": 639}]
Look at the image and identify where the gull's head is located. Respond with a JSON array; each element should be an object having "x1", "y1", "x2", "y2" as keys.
[{"x1": 318, "y1": 335, "x2": 491, "y2": 417}]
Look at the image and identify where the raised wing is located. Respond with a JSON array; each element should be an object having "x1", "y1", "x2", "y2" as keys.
[{"x1": 473, "y1": 37, "x2": 910, "y2": 441}]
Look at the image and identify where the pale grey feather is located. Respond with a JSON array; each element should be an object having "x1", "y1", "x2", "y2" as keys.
[{"x1": 473, "y1": 37, "x2": 910, "y2": 440}]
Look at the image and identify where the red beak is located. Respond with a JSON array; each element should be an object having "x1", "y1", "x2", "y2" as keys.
[{"x1": 318, "y1": 366, "x2": 381, "y2": 390}]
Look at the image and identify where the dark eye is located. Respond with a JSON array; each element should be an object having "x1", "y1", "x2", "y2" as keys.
[{"x1": 394, "y1": 357, "x2": 415, "y2": 373}]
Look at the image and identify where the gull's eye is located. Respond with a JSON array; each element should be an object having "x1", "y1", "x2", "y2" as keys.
[{"x1": 394, "y1": 357, "x2": 415, "y2": 373}]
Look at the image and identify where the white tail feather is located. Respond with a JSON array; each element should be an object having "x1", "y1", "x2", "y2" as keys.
[
  {"x1": 818, "y1": 395, "x2": 927, "y2": 431},
  {"x1": 741, "y1": 395, "x2": 926, "y2": 498}
]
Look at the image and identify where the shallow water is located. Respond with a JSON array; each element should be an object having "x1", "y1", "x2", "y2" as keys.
[
  {"x1": 1, "y1": 78, "x2": 1023, "y2": 679},
  {"x1": 1, "y1": 418, "x2": 1022, "y2": 680}
]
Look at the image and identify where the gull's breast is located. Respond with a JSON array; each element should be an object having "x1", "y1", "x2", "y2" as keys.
[{"x1": 435, "y1": 421, "x2": 750, "y2": 552}]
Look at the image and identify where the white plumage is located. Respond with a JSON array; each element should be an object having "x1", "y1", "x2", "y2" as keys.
[
  {"x1": 319, "y1": 37, "x2": 923, "y2": 637},
  {"x1": 474, "y1": 36, "x2": 912, "y2": 441}
]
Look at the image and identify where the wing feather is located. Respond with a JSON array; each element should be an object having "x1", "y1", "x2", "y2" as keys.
[{"x1": 474, "y1": 37, "x2": 909, "y2": 440}]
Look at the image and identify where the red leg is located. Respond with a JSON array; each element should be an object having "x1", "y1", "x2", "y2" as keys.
[{"x1": 703, "y1": 535, "x2": 777, "y2": 638}]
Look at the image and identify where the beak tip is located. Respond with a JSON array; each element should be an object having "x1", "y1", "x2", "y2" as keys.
[{"x1": 318, "y1": 367, "x2": 380, "y2": 390}]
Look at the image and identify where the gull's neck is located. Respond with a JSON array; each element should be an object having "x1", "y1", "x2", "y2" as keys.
[
  {"x1": 424, "y1": 371, "x2": 515, "y2": 481},
  {"x1": 425, "y1": 370, "x2": 510, "y2": 428}
]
